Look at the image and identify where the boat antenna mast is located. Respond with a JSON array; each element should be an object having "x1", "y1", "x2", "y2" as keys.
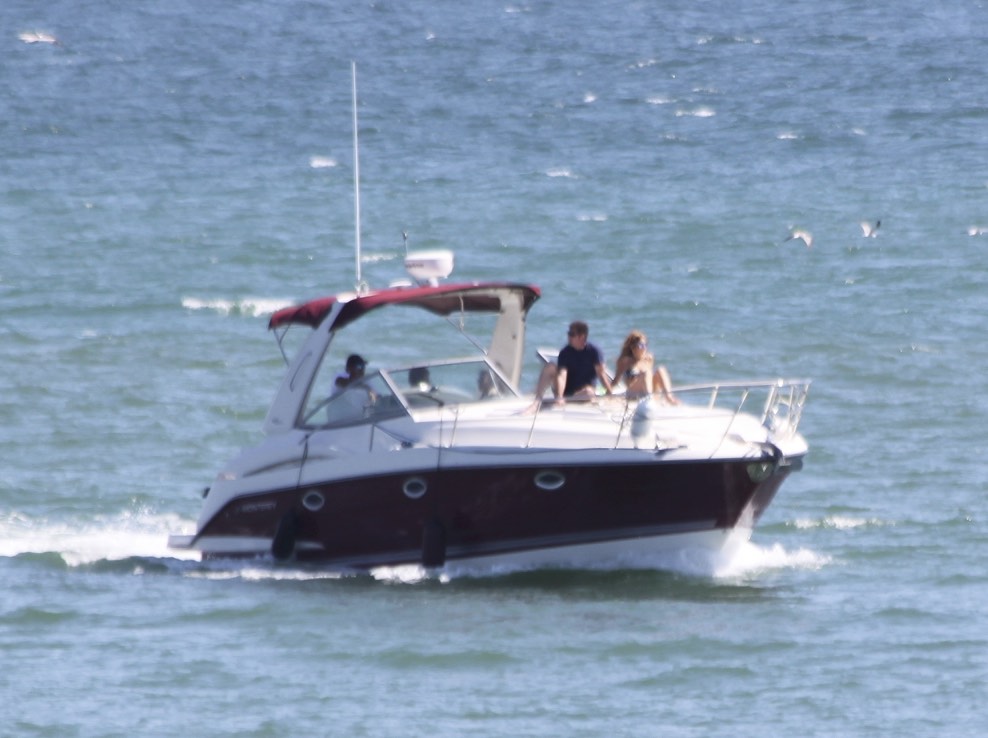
[{"x1": 351, "y1": 61, "x2": 367, "y2": 294}]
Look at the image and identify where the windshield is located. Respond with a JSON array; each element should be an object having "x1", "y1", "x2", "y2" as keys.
[
  {"x1": 299, "y1": 358, "x2": 516, "y2": 428},
  {"x1": 301, "y1": 372, "x2": 402, "y2": 428},
  {"x1": 391, "y1": 360, "x2": 514, "y2": 408}
]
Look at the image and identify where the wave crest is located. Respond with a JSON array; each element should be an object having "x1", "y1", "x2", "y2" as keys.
[{"x1": 181, "y1": 296, "x2": 294, "y2": 317}]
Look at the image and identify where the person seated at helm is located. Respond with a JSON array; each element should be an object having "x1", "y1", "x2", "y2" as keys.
[
  {"x1": 323, "y1": 353, "x2": 376, "y2": 421},
  {"x1": 334, "y1": 354, "x2": 367, "y2": 391}
]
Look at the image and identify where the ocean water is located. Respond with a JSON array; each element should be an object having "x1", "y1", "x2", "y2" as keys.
[{"x1": 2, "y1": 0, "x2": 987, "y2": 735}]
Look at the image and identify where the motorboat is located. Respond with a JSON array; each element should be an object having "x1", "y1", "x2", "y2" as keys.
[{"x1": 169, "y1": 250, "x2": 810, "y2": 570}]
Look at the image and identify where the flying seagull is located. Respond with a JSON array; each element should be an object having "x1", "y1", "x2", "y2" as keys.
[
  {"x1": 860, "y1": 220, "x2": 881, "y2": 237},
  {"x1": 784, "y1": 228, "x2": 813, "y2": 248}
]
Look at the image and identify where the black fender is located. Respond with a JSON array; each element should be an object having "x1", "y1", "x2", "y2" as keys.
[
  {"x1": 421, "y1": 517, "x2": 447, "y2": 568},
  {"x1": 271, "y1": 509, "x2": 298, "y2": 561}
]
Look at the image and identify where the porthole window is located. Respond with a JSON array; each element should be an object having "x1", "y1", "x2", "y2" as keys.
[
  {"x1": 534, "y1": 470, "x2": 566, "y2": 491},
  {"x1": 301, "y1": 490, "x2": 326, "y2": 511},
  {"x1": 403, "y1": 477, "x2": 428, "y2": 499}
]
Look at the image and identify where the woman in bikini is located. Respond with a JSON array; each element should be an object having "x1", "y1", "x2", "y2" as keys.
[{"x1": 614, "y1": 330, "x2": 678, "y2": 403}]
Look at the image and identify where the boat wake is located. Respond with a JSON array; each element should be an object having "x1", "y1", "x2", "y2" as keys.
[
  {"x1": 1, "y1": 511, "x2": 829, "y2": 584},
  {"x1": 367, "y1": 538, "x2": 830, "y2": 585},
  {"x1": 0, "y1": 510, "x2": 200, "y2": 569},
  {"x1": 707, "y1": 540, "x2": 831, "y2": 580}
]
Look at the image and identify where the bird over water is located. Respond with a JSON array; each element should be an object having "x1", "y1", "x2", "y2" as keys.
[
  {"x1": 784, "y1": 228, "x2": 814, "y2": 248},
  {"x1": 860, "y1": 220, "x2": 881, "y2": 237}
]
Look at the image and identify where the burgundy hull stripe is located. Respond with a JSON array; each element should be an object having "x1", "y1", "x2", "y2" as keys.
[{"x1": 200, "y1": 459, "x2": 795, "y2": 565}]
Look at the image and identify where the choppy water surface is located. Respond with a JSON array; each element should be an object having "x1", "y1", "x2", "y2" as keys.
[{"x1": 2, "y1": 0, "x2": 987, "y2": 735}]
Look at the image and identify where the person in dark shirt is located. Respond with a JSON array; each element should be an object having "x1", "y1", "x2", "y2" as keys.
[{"x1": 533, "y1": 321, "x2": 612, "y2": 403}]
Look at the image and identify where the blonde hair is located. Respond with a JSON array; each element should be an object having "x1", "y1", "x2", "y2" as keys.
[{"x1": 619, "y1": 330, "x2": 647, "y2": 359}]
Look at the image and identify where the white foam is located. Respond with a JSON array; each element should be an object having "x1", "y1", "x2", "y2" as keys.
[
  {"x1": 181, "y1": 296, "x2": 294, "y2": 317},
  {"x1": 710, "y1": 540, "x2": 831, "y2": 579},
  {"x1": 308, "y1": 155, "x2": 337, "y2": 169},
  {"x1": 793, "y1": 515, "x2": 886, "y2": 530},
  {"x1": 367, "y1": 537, "x2": 829, "y2": 584},
  {"x1": 546, "y1": 167, "x2": 575, "y2": 178},
  {"x1": 695, "y1": 35, "x2": 762, "y2": 46},
  {"x1": 371, "y1": 563, "x2": 431, "y2": 583},
  {"x1": 185, "y1": 566, "x2": 347, "y2": 582},
  {"x1": 676, "y1": 107, "x2": 716, "y2": 118},
  {"x1": 0, "y1": 510, "x2": 200, "y2": 566},
  {"x1": 360, "y1": 251, "x2": 400, "y2": 264}
]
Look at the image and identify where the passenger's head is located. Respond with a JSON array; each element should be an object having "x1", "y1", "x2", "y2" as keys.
[
  {"x1": 620, "y1": 331, "x2": 648, "y2": 358},
  {"x1": 409, "y1": 366, "x2": 430, "y2": 387},
  {"x1": 567, "y1": 320, "x2": 589, "y2": 347},
  {"x1": 477, "y1": 370, "x2": 496, "y2": 397}
]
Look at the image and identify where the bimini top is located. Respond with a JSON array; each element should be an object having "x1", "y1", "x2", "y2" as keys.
[{"x1": 268, "y1": 282, "x2": 541, "y2": 332}]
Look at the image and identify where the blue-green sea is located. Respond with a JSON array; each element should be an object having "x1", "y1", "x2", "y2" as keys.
[{"x1": 3, "y1": 1, "x2": 987, "y2": 735}]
